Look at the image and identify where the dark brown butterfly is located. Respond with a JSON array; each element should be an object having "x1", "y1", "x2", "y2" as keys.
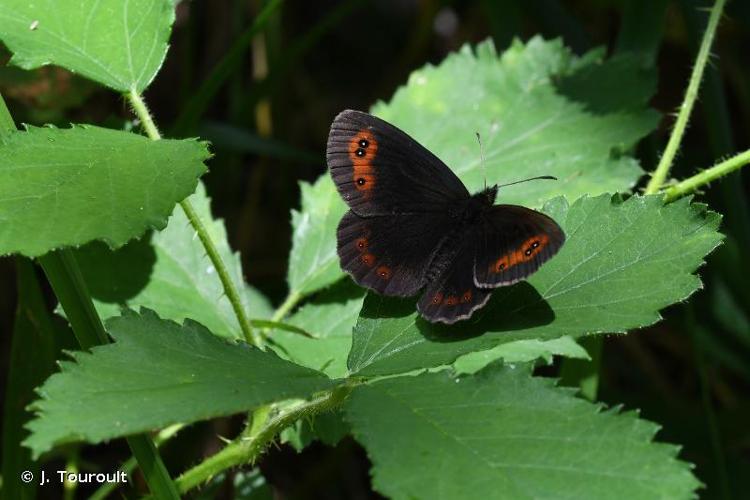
[{"x1": 327, "y1": 110, "x2": 565, "y2": 324}]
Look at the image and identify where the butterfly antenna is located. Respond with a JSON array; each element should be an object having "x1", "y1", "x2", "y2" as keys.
[
  {"x1": 475, "y1": 132, "x2": 486, "y2": 190},
  {"x1": 496, "y1": 175, "x2": 558, "y2": 189}
]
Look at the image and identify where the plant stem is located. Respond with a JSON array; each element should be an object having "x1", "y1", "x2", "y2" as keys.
[
  {"x1": 174, "y1": 384, "x2": 353, "y2": 494},
  {"x1": 644, "y1": 0, "x2": 726, "y2": 194},
  {"x1": 128, "y1": 87, "x2": 162, "y2": 140},
  {"x1": 663, "y1": 149, "x2": 750, "y2": 202},
  {"x1": 38, "y1": 251, "x2": 109, "y2": 348},
  {"x1": 2, "y1": 259, "x2": 59, "y2": 500},
  {"x1": 127, "y1": 90, "x2": 260, "y2": 347},
  {"x1": 40, "y1": 252, "x2": 181, "y2": 500},
  {"x1": 180, "y1": 199, "x2": 262, "y2": 346},
  {"x1": 271, "y1": 290, "x2": 303, "y2": 322},
  {"x1": 63, "y1": 449, "x2": 79, "y2": 500},
  {"x1": 89, "y1": 424, "x2": 184, "y2": 500}
]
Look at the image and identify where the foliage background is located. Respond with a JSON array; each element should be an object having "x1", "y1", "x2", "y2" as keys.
[{"x1": 0, "y1": 0, "x2": 749, "y2": 498}]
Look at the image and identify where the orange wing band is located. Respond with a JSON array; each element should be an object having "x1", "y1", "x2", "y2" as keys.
[
  {"x1": 490, "y1": 234, "x2": 550, "y2": 274},
  {"x1": 348, "y1": 129, "x2": 378, "y2": 195}
]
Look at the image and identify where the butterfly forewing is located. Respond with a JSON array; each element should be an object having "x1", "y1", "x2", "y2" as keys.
[
  {"x1": 337, "y1": 210, "x2": 456, "y2": 297},
  {"x1": 474, "y1": 205, "x2": 565, "y2": 288},
  {"x1": 327, "y1": 110, "x2": 469, "y2": 216}
]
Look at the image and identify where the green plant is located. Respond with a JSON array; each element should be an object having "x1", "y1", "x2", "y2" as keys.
[{"x1": 1, "y1": 0, "x2": 748, "y2": 499}]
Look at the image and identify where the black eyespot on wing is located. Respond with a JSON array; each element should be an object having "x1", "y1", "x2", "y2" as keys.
[
  {"x1": 417, "y1": 239, "x2": 491, "y2": 324},
  {"x1": 326, "y1": 110, "x2": 470, "y2": 216},
  {"x1": 337, "y1": 210, "x2": 458, "y2": 297},
  {"x1": 474, "y1": 205, "x2": 565, "y2": 288}
]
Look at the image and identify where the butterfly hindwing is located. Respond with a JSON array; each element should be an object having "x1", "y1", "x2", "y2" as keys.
[
  {"x1": 327, "y1": 109, "x2": 469, "y2": 216},
  {"x1": 337, "y1": 209, "x2": 456, "y2": 297},
  {"x1": 417, "y1": 235, "x2": 491, "y2": 324},
  {"x1": 474, "y1": 205, "x2": 565, "y2": 288}
]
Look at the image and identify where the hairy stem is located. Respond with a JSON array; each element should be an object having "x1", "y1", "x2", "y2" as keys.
[
  {"x1": 175, "y1": 384, "x2": 354, "y2": 494},
  {"x1": 127, "y1": 89, "x2": 260, "y2": 347},
  {"x1": 664, "y1": 149, "x2": 750, "y2": 202},
  {"x1": 89, "y1": 424, "x2": 184, "y2": 500},
  {"x1": 644, "y1": 0, "x2": 726, "y2": 194},
  {"x1": 271, "y1": 290, "x2": 303, "y2": 322}
]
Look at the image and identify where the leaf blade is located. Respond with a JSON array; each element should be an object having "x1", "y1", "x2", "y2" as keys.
[
  {"x1": 24, "y1": 309, "x2": 333, "y2": 458},
  {"x1": 0, "y1": 0, "x2": 175, "y2": 92},
  {"x1": 372, "y1": 38, "x2": 658, "y2": 206},
  {"x1": 75, "y1": 182, "x2": 271, "y2": 340},
  {"x1": 271, "y1": 281, "x2": 365, "y2": 378},
  {"x1": 287, "y1": 176, "x2": 347, "y2": 296},
  {"x1": 346, "y1": 366, "x2": 701, "y2": 499},
  {"x1": 0, "y1": 126, "x2": 208, "y2": 257},
  {"x1": 348, "y1": 195, "x2": 722, "y2": 375}
]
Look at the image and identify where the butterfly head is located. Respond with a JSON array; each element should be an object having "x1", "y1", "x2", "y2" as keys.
[{"x1": 473, "y1": 185, "x2": 498, "y2": 208}]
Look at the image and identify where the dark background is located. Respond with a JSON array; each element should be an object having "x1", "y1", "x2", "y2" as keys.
[{"x1": 1, "y1": 0, "x2": 749, "y2": 498}]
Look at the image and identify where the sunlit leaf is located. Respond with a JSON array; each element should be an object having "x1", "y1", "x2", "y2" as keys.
[
  {"x1": 75, "y1": 183, "x2": 271, "y2": 339},
  {"x1": 453, "y1": 335, "x2": 589, "y2": 374},
  {"x1": 0, "y1": 125, "x2": 207, "y2": 257},
  {"x1": 0, "y1": 0, "x2": 175, "y2": 92},
  {"x1": 271, "y1": 280, "x2": 364, "y2": 378},
  {"x1": 24, "y1": 309, "x2": 333, "y2": 458},
  {"x1": 287, "y1": 175, "x2": 347, "y2": 296},
  {"x1": 372, "y1": 37, "x2": 658, "y2": 206},
  {"x1": 348, "y1": 195, "x2": 722, "y2": 375}
]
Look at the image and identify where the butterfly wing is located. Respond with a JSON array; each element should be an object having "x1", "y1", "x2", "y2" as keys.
[
  {"x1": 474, "y1": 205, "x2": 565, "y2": 288},
  {"x1": 337, "y1": 210, "x2": 457, "y2": 297},
  {"x1": 327, "y1": 109, "x2": 470, "y2": 216},
  {"x1": 417, "y1": 234, "x2": 491, "y2": 324}
]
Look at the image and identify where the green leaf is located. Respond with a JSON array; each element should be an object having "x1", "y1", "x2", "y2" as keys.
[
  {"x1": 557, "y1": 52, "x2": 658, "y2": 113},
  {"x1": 0, "y1": 125, "x2": 208, "y2": 257},
  {"x1": 348, "y1": 195, "x2": 722, "y2": 376},
  {"x1": 453, "y1": 335, "x2": 589, "y2": 374},
  {"x1": 74, "y1": 182, "x2": 271, "y2": 339},
  {"x1": 24, "y1": 309, "x2": 333, "y2": 459},
  {"x1": 271, "y1": 280, "x2": 364, "y2": 378},
  {"x1": 372, "y1": 37, "x2": 658, "y2": 208},
  {"x1": 280, "y1": 409, "x2": 351, "y2": 452},
  {"x1": 287, "y1": 175, "x2": 347, "y2": 296},
  {"x1": 0, "y1": 0, "x2": 175, "y2": 92},
  {"x1": 346, "y1": 366, "x2": 700, "y2": 499}
]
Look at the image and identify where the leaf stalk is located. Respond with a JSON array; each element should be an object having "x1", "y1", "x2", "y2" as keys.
[
  {"x1": 644, "y1": 0, "x2": 726, "y2": 194},
  {"x1": 664, "y1": 148, "x2": 750, "y2": 202},
  {"x1": 127, "y1": 90, "x2": 260, "y2": 347},
  {"x1": 174, "y1": 384, "x2": 354, "y2": 494}
]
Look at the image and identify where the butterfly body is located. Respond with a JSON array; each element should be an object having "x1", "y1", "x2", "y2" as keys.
[{"x1": 327, "y1": 110, "x2": 565, "y2": 324}]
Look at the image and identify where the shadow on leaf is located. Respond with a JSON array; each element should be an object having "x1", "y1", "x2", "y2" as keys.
[
  {"x1": 74, "y1": 235, "x2": 156, "y2": 303},
  {"x1": 358, "y1": 281, "x2": 553, "y2": 343},
  {"x1": 417, "y1": 282, "x2": 554, "y2": 341}
]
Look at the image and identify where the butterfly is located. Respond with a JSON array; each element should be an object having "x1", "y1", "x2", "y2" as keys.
[{"x1": 327, "y1": 110, "x2": 565, "y2": 324}]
